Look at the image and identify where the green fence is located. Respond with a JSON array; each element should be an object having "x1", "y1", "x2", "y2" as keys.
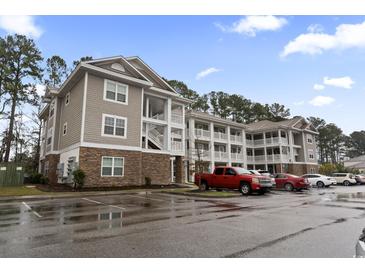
[{"x1": 0, "y1": 163, "x2": 25, "y2": 187}]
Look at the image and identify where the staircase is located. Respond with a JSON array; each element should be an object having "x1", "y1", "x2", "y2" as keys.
[{"x1": 148, "y1": 127, "x2": 164, "y2": 150}]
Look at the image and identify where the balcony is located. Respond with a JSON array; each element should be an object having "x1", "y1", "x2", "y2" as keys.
[
  {"x1": 254, "y1": 155, "x2": 266, "y2": 162},
  {"x1": 266, "y1": 137, "x2": 288, "y2": 146},
  {"x1": 214, "y1": 132, "x2": 228, "y2": 141},
  {"x1": 231, "y1": 153, "x2": 244, "y2": 161},
  {"x1": 230, "y1": 135, "x2": 243, "y2": 143},
  {"x1": 254, "y1": 139, "x2": 265, "y2": 146},
  {"x1": 195, "y1": 128, "x2": 210, "y2": 139},
  {"x1": 188, "y1": 149, "x2": 211, "y2": 161},
  {"x1": 247, "y1": 155, "x2": 254, "y2": 162},
  {"x1": 214, "y1": 151, "x2": 228, "y2": 161},
  {"x1": 171, "y1": 141, "x2": 183, "y2": 153},
  {"x1": 266, "y1": 154, "x2": 282, "y2": 162},
  {"x1": 171, "y1": 113, "x2": 183, "y2": 124},
  {"x1": 246, "y1": 139, "x2": 254, "y2": 146}
]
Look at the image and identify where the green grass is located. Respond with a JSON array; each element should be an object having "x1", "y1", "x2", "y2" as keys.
[
  {"x1": 163, "y1": 188, "x2": 241, "y2": 198},
  {"x1": 0, "y1": 186, "x2": 45, "y2": 197}
]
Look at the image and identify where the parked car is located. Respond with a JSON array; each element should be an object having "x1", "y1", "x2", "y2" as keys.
[
  {"x1": 195, "y1": 166, "x2": 273, "y2": 195},
  {"x1": 250, "y1": 170, "x2": 276, "y2": 188},
  {"x1": 273, "y1": 173, "x2": 310, "y2": 191},
  {"x1": 355, "y1": 227, "x2": 365, "y2": 258},
  {"x1": 331, "y1": 173, "x2": 357, "y2": 186},
  {"x1": 257, "y1": 170, "x2": 272, "y2": 177},
  {"x1": 355, "y1": 174, "x2": 365, "y2": 185},
  {"x1": 301, "y1": 174, "x2": 336, "y2": 188}
]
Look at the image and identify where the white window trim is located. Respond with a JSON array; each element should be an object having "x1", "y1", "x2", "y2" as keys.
[
  {"x1": 65, "y1": 92, "x2": 70, "y2": 106},
  {"x1": 103, "y1": 79, "x2": 129, "y2": 105},
  {"x1": 101, "y1": 113, "x2": 128, "y2": 139},
  {"x1": 101, "y1": 156, "x2": 124, "y2": 177},
  {"x1": 63, "y1": 122, "x2": 68, "y2": 136}
]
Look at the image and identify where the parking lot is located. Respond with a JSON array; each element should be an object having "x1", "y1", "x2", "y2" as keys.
[{"x1": 1, "y1": 185, "x2": 365, "y2": 257}]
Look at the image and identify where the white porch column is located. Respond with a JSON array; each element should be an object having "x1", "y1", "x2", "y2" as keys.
[
  {"x1": 227, "y1": 125, "x2": 231, "y2": 166},
  {"x1": 166, "y1": 98, "x2": 172, "y2": 151},
  {"x1": 288, "y1": 130, "x2": 295, "y2": 162},
  {"x1": 302, "y1": 132, "x2": 308, "y2": 163},
  {"x1": 263, "y1": 132, "x2": 268, "y2": 169},
  {"x1": 278, "y1": 129, "x2": 283, "y2": 163},
  {"x1": 242, "y1": 129, "x2": 247, "y2": 168},
  {"x1": 210, "y1": 122, "x2": 215, "y2": 169},
  {"x1": 181, "y1": 105, "x2": 186, "y2": 156},
  {"x1": 188, "y1": 118, "x2": 195, "y2": 181}
]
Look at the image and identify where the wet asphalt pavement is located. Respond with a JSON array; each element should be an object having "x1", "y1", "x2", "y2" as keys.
[{"x1": 1, "y1": 186, "x2": 365, "y2": 257}]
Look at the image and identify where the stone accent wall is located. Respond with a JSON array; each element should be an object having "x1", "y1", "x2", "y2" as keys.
[
  {"x1": 142, "y1": 152, "x2": 171, "y2": 185},
  {"x1": 43, "y1": 154, "x2": 60, "y2": 185},
  {"x1": 288, "y1": 163, "x2": 319, "y2": 175},
  {"x1": 78, "y1": 147, "x2": 172, "y2": 187},
  {"x1": 175, "y1": 156, "x2": 184, "y2": 184}
]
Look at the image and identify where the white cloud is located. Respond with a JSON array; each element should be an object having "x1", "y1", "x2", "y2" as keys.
[
  {"x1": 313, "y1": 84, "x2": 325, "y2": 91},
  {"x1": 281, "y1": 20, "x2": 365, "y2": 57},
  {"x1": 216, "y1": 16, "x2": 287, "y2": 37},
  {"x1": 35, "y1": 84, "x2": 46, "y2": 97},
  {"x1": 196, "y1": 67, "x2": 221, "y2": 80},
  {"x1": 293, "y1": 101, "x2": 305, "y2": 106},
  {"x1": 0, "y1": 15, "x2": 43, "y2": 38},
  {"x1": 307, "y1": 24, "x2": 324, "y2": 33},
  {"x1": 309, "y1": 95, "x2": 335, "y2": 107},
  {"x1": 323, "y1": 76, "x2": 354, "y2": 89}
]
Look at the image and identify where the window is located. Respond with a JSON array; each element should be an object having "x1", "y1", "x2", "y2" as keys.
[
  {"x1": 225, "y1": 168, "x2": 236, "y2": 176},
  {"x1": 307, "y1": 134, "x2": 313, "y2": 144},
  {"x1": 65, "y1": 92, "x2": 70, "y2": 106},
  {"x1": 63, "y1": 122, "x2": 67, "y2": 136},
  {"x1": 101, "y1": 156, "x2": 124, "y2": 177},
  {"x1": 214, "y1": 168, "x2": 224, "y2": 175},
  {"x1": 104, "y1": 79, "x2": 128, "y2": 104},
  {"x1": 44, "y1": 161, "x2": 49, "y2": 175},
  {"x1": 47, "y1": 128, "x2": 53, "y2": 145},
  {"x1": 309, "y1": 154, "x2": 315, "y2": 159},
  {"x1": 49, "y1": 101, "x2": 55, "y2": 118},
  {"x1": 102, "y1": 114, "x2": 127, "y2": 138},
  {"x1": 308, "y1": 149, "x2": 314, "y2": 159}
]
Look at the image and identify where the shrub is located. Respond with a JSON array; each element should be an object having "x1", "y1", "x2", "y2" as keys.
[
  {"x1": 145, "y1": 177, "x2": 152, "y2": 187},
  {"x1": 29, "y1": 173, "x2": 48, "y2": 184},
  {"x1": 72, "y1": 169, "x2": 86, "y2": 190}
]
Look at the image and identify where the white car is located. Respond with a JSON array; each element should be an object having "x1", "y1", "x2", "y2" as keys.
[
  {"x1": 301, "y1": 174, "x2": 336, "y2": 188},
  {"x1": 331, "y1": 173, "x2": 357, "y2": 186}
]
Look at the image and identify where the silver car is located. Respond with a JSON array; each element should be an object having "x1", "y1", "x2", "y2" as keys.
[{"x1": 356, "y1": 228, "x2": 365, "y2": 257}]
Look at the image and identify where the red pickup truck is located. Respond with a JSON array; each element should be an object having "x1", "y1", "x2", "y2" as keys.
[{"x1": 194, "y1": 166, "x2": 273, "y2": 195}]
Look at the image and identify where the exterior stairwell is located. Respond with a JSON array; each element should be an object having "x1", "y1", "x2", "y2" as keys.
[{"x1": 148, "y1": 127, "x2": 164, "y2": 150}]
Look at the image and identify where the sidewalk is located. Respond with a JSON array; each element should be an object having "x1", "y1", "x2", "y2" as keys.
[{"x1": 0, "y1": 183, "x2": 195, "y2": 203}]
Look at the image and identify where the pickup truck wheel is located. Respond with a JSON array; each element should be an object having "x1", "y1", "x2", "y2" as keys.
[
  {"x1": 240, "y1": 183, "x2": 251, "y2": 195},
  {"x1": 343, "y1": 180, "x2": 350, "y2": 186},
  {"x1": 284, "y1": 183, "x2": 294, "y2": 192},
  {"x1": 316, "y1": 181, "x2": 325, "y2": 188},
  {"x1": 199, "y1": 182, "x2": 208, "y2": 191}
]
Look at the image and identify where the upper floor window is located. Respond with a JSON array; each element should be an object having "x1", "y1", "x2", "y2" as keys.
[
  {"x1": 102, "y1": 114, "x2": 127, "y2": 138},
  {"x1": 307, "y1": 134, "x2": 313, "y2": 144},
  {"x1": 104, "y1": 79, "x2": 128, "y2": 105},
  {"x1": 63, "y1": 122, "x2": 67, "y2": 136},
  {"x1": 65, "y1": 92, "x2": 70, "y2": 106},
  {"x1": 49, "y1": 101, "x2": 55, "y2": 118}
]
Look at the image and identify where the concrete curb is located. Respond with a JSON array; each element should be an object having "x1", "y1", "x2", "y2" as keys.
[{"x1": 0, "y1": 185, "x2": 195, "y2": 202}]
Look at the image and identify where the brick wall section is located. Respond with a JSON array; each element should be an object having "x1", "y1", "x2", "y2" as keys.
[
  {"x1": 78, "y1": 147, "x2": 171, "y2": 187},
  {"x1": 175, "y1": 156, "x2": 184, "y2": 184},
  {"x1": 43, "y1": 154, "x2": 60, "y2": 185},
  {"x1": 79, "y1": 147, "x2": 142, "y2": 187},
  {"x1": 142, "y1": 152, "x2": 171, "y2": 185},
  {"x1": 288, "y1": 163, "x2": 319, "y2": 175}
]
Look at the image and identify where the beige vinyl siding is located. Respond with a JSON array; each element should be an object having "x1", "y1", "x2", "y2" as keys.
[
  {"x1": 99, "y1": 63, "x2": 139, "y2": 79},
  {"x1": 128, "y1": 59, "x2": 166, "y2": 90},
  {"x1": 306, "y1": 133, "x2": 317, "y2": 162},
  {"x1": 58, "y1": 76, "x2": 85, "y2": 150},
  {"x1": 83, "y1": 73, "x2": 142, "y2": 147},
  {"x1": 53, "y1": 98, "x2": 62, "y2": 151}
]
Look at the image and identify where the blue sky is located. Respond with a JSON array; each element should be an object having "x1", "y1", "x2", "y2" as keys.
[{"x1": 0, "y1": 15, "x2": 364, "y2": 134}]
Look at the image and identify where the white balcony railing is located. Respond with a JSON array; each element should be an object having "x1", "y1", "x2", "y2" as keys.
[
  {"x1": 214, "y1": 151, "x2": 228, "y2": 161},
  {"x1": 254, "y1": 139, "x2": 265, "y2": 146},
  {"x1": 171, "y1": 113, "x2": 183, "y2": 124},
  {"x1": 230, "y1": 135, "x2": 243, "y2": 143},
  {"x1": 246, "y1": 139, "x2": 254, "y2": 146},
  {"x1": 231, "y1": 153, "x2": 244, "y2": 161},
  {"x1": 171, "y1": 141, "x2": 183, "y2": 152},
  {"x1": 195, "y1": 129, "x2": 210, "y2": 139},
  {"x1": 254, "y1": 155, "x2": 265, "y2": 162},
  {"x1": 247, "y1": 155, "x2": 254, "y2": 162},
  {"x1": 214, "y1": 132, "x2": 228, "y2": 141}
]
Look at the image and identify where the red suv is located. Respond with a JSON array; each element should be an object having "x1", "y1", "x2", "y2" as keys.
[{"x1": 273, "y1": 173, "x2": 310, "y2": 191}]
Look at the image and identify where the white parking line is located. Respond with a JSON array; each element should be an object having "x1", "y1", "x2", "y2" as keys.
[
  {"x1": 126, "y1": 194, "x2": 166, "y2": 202},
  {"x1": 82, "y1": 198, "x2": 126, "y2": 210},
  {"x1": 22, "y1": 202, "x2": 42, "y2": 218}
]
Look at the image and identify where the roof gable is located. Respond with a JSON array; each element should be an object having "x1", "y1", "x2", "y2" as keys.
[
  {"x1": 85, "y1": 56, "x2": 150, "y2": 83},
  {"x1": 126, "y1": 56, "x2": 177, "y2": 93}
]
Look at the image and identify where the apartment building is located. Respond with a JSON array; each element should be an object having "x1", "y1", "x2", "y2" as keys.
[
  {"x1": 185, "y1": 111, "x2": 319, "y2": 181},
  {"x1": 39, "y1": 56, "x2": 190, "y2": 187}
]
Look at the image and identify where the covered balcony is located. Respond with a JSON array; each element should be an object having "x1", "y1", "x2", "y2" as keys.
[
  {"x1": 230, "y1": 128, "x2": 243, "y2": 143},
  {"x1": 171, "y1": 128, "x2": 184, "y2": 154},
  {"x1": 143, "y1": 95, "x2": 166, "y2": 122},
  {"x1": 214, "y1": 125, "x2": 227, "y2": 142},
  {"x1": 171, "y1": 103, "x2": 183, "y2": 125},
  {"x1": 214, "y1": 144, "x2": 228, "y2": 161},
  {"x1": 194, "y1": 122, "x2": 210, "y2": 140},
  {"x1": 231, "y1": 145, "x2": 244, "y2": 161}
]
